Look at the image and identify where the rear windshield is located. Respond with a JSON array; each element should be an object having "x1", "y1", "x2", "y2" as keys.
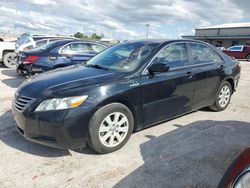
[{"x1": 37, "y1": 40, "x2": 61, "y2": 50}]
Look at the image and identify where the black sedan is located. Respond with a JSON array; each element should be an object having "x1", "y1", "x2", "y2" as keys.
[
  {"x1": 16, "y1": 39, "x2": 107, "y2": 76},
  {"x1": 12, "y1": 39, "x2": 241, "y2": 153}
]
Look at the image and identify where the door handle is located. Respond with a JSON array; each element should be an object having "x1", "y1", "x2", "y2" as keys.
[
  {"x1": 49, "y1": 56, "x2": 57, "y2": 60},
  {"x1": 186, "y1": 71, "x2": 193, "y2": 79}
]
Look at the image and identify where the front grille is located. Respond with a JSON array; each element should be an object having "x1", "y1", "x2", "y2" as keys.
[{"x1": 14, "y1": 96, "x2": 36, "y2": 112}]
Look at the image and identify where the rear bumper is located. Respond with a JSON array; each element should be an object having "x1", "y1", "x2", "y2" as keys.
[
  {"x1": 17, "y1": 64, "x2": 47, "y2": 75},
  {"x1": 12, "y1": 104, "x2": 95, "y2": 149}
]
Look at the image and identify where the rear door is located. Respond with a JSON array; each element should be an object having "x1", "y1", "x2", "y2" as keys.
[
  {"x1": 60, "y1": 42, "x2": 94, "y2": 65},
  {"x1": 140, "y1": 42, "x2": 195, "y2": 126},
  {"x1": 187, "y1": 42, "x2": 225, "y2": 109}
]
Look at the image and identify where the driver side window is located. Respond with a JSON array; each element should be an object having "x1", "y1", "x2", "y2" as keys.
[{"x1": 152, "y1": 43, "x2": 188, "y2": 69}]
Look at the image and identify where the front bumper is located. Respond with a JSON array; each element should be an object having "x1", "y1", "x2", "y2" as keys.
[{"x1": 12, "y1": 104, "x2": 95, "y2": 149}]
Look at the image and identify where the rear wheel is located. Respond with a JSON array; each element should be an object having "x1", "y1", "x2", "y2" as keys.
[
  {"x1": 88, "y1": 103, "x2": 134, "y2": 154},
  {"x1": 246, "y1": 54, "x2": 250, "y2": 61},
  {"x1": 3, "y1": 52, "x2": 16, "y2": 68},
  {"x1": 209, "y1": 81, "x2": 232, "y2": 111}
]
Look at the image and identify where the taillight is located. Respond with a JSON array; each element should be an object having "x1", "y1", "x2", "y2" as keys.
[
  {"x1": 23, "y1": 47, "x2": 29, "y2": 51},
  {"x1": 23, "y1": 55, "x2": 40, "y2": 64},
  {"x1": 237, "y1": 63, "x2": 241, "y2": 72}
]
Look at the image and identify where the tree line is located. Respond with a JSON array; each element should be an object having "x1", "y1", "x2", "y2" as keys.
[{"x1": 73, "y1": 32, "x2": 104, "y2": 40}]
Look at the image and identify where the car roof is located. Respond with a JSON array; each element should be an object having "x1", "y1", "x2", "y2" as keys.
[
  {"x1": 123, "y1": 39, "x2": 211, "y2": 46},
  {"x1": 33, "y1": 36, "x2": 76, "y2": 41},
  {"x1": 46, "y1": 39, "x2": 108, "y2": 47}
]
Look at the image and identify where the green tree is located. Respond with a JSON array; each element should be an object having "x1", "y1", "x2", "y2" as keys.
[
  {"x1": 74, "y1": 32, "x2": 84, "y2": 38},
  {"x1": 91, "y1": 33, "x2": 103, "y2": 40}
]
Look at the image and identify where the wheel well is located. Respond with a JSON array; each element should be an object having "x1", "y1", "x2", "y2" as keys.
[
  {"x1": 100, "y1": 98, "x2": 139, "y2": 131},
  {"x1": 226, "y1": 78, "x2": 235, "y2": 92},
  {"x1": 3, "y1": 50, "x2": 15, "y2": 56},
  {"x1": 53, "y1": 64, "x2": 67, "y2": 69}
]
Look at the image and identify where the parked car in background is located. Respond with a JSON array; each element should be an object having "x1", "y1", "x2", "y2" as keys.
[
  {"x1": 218, "y1": 147, "x2": 250, "y2": 188},
  {"x1": 15, "y1": 33, "x2": 76, "y2": 52},
  {"x1": 216, "y1": 47, "x2": 226, "y2": 51},
  {"x1": 16, "y1": 39, "x2": 107, "y2": 76},
  {"x1": 223, "y1": 45, "x2": 250, "y2": 61},
  {"x1": 0, "y1": 40, "x2": 16, "y2": 68},
  {"x1": 12, "y1": 39, "x2": 240, "y2": 153}
]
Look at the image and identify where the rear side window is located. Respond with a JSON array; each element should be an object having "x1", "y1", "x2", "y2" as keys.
[
  {"x1": 91, "y1": 44, "x2": 106, "y2": 53},
  {"x1": 189, "y1": 43, "x2": 223, "y2": 64},
  {"x1": 61, "y1": 43, "x2": 91, "y2": 54},
  {"x1": 151, "y1": 43, "x2": 188, "y2": 69}
]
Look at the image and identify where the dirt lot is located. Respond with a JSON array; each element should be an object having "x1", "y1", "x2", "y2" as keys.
[{"x1": 0, "y1": 62, "x2": 250, "y2": 188}]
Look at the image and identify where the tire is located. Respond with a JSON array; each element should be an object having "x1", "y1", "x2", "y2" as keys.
[
  {"x1": 246, "y1": 54, "x2": 250, "y2": 61},
  {"x1": 3, "y1": 52, "x2": 16, "y2": 68},
  {"x1": 209, "y1": 81, "x2": 232, "y2": 111},
  {"x1": 88, "y1": 103, "x2": 134, "y2": 154}
]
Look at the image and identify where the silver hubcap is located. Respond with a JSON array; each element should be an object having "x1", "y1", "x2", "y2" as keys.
[
  {"x1": 99, "y1": 112, "x2": 129, "y2": 147},
  {"x1": 247, "y1": 55, "x2": 250, "y2": 61},
  {"x1": 218, "y1": 85, "x2": 230, "y2": 108},
  {"x1": 5, "y1": 54, "x2": 16, "y2": 68}
]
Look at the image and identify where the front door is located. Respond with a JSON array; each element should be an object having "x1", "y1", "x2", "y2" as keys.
[{"x1": 140, "y1": 42, "x2": 195, "y2": 126}]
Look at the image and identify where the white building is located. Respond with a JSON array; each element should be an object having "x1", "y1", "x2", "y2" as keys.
[{"x1": 182, "y1": 23, "x2": 250, "y2": 48}]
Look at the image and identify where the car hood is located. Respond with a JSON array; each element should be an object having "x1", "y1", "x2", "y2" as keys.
[{"x1": 17, "y1": 65, "x2": 121, "y2": 98}]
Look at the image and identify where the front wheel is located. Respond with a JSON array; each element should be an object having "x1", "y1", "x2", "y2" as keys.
[
  {"x1": 88, "y1": 103, "x2": 134, "y2": 154},
  {"x1": 209, "y1": 81, "x2": 232, "y2": 111}
]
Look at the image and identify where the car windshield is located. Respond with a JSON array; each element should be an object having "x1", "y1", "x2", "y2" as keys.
[{"x1": 86, "y1": 41, "x2": 159, "y2": 72}]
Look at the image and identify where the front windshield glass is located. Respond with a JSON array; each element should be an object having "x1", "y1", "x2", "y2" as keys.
[{"x1": 86, "y1": 41, "x2": 159, "y2": 72}]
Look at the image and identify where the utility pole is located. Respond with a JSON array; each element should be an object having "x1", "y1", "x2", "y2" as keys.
[{"x1": 145, "y1": 24, "x2": 150, "y2": 38}]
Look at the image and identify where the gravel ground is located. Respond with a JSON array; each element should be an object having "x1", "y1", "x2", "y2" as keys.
[{"x1": 0, "y1": 61, "x2": 250, "y2": 188}]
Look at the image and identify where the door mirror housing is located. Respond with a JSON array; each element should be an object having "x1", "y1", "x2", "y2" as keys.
[{"x1": 148, "y1": 63, "x2": 169, "y2": 74}]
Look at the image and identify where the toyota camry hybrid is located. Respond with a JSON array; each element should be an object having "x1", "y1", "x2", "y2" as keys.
[{"x1": 12, "y1": 39, "x2": 241, "y2": 154}]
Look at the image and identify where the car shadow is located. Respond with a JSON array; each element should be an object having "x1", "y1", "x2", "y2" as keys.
[
  {"x1": 0, "y1": 110, "x2": 71, "y2": 157},
  {"x1": 114, "y1": 120, "x2": 250, "y2": 188},
  {"x1": 1, "y1": 69, "x2": 26, "y2": 88}
]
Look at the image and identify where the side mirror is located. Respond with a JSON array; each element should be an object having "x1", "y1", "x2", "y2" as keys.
[{"x1": 148, "y1": 63, "x2": 169, "y2": 74}]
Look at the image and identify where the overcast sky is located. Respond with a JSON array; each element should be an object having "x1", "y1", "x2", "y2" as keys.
[{"x1": 0, "y1": 0, "x2": 250, "y2": 40}]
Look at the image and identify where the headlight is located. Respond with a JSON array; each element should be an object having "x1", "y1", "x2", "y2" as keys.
[
  {"x1": 35, "y1": 95, "x2": 88, "y2": 111},
  {"x1": 234, "y1": 171, "x2": 250, "y2": 188}
]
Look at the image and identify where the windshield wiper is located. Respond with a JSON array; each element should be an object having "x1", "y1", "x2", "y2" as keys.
[{"x1": 85, "y1": 64, "x2": 110, "y2": 71}]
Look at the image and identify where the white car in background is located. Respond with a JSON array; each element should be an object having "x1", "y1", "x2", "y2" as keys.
[
  {"x1": 15, "y1": 33, "x2": 76, "y2": 52},
  {"x1": 0, "y1": 40, "x2": 16, "y2": 68}
]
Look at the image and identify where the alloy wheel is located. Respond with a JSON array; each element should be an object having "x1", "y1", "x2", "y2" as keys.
[
  {"x1": 98, "y1": 112, "x2": 129, "y2": 147},
  {"x1": 218, "y1": 85, "x2": 231, "y2": 108}
]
